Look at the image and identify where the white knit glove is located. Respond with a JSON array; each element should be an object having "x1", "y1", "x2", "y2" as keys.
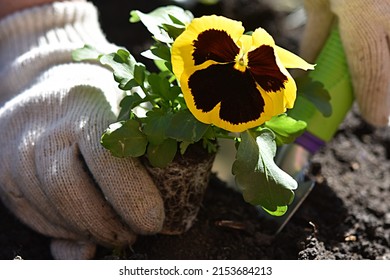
[
  {"x1": 0, "y1": 2, "x2": 164, "y2": 259},
  {"x1": 301, "y1": 0, "x2": 390, "y2": 127}
]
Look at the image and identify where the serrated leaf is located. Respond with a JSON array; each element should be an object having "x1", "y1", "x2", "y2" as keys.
[
  {"x1": 117, "y1": 93, "x2": 144, "y2": 121},
  {"x1": 130, "y1": 6, "x2": 193, "y2": 43},
  {"x1": 296, "y1": 75, "x2": 332, "y2": 117},
  {"x1": 264, "y1": 114, "x2": 307, "y2": 145},
  {"x1": 148, "y1": 73, "x2": 180, "y2": 102},
  {"x1": 154, "y1": 58, "x2": 170, "y2": 72},
  {"x1": 147, "y1": 138, "x2": 177, "y2": 168},
  {"x1": 122, "y1": 79, "x2": 140, "y2": 91},
  {"x1": 99, "y1": 49, "x2": 137, "y2": 90},
  {"x1": 166, "y1": 110, "x2": 210, "y2": 143},
  {"x1": 150, "y1": 43, "x2": 171, "y2": 62},
  {"x1": 143, "y1": 109, "x2": 173, "y2": 145},
  {"x1": 148, "y1": 73, "x2": 170, "y2": 99},
  {"x1": 72, "y1": 44, "x2": 102, "y2": 61},
  {"x1": 232, "y1": 130, "x2": 297, "y2": 215},
  {"x1": 167, "y1": 86, "x2": 181, "y2": 101},
  {"x1": 101, "y1": 120, "x2": 147, "y2": 158},
  {"x1": 141, "y1": 46, "x2": 172, "y2": 72}
]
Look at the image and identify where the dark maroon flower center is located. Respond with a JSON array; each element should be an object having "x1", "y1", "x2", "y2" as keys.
[{"x1": 189, "y1": 29, "x2": 288, "y2": 124}]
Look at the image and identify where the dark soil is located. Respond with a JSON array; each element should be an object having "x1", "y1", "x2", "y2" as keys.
[{"x1": 1, "y1": 0, "x2": 389, "y2": 260}]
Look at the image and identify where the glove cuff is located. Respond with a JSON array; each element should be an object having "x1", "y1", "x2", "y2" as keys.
[
  {"x1": 0, "y1": 1, "x2": 115, "y2": 104},
  {"x1": 0, "y1": 1, "x2": 111, "y2": 56}
]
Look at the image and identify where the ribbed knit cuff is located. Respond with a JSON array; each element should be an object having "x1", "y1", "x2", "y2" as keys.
[
  {"x1": 0, "y1": 1, "x2": 111, "y2": 60},
  {"x1": 0, "y1": 1, "x2": 116, "y2": 104}
]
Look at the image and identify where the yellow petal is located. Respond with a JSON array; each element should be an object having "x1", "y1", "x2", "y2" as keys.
[
  {"x1": 250, "y1": 27, "x2": 276, "y2": 50},
  {"x1": 250, "y1": 27, "x2": 315, "y2": 70},
  {"x1": 237, "y1": 34, "x2": 252, "y2": 53},
  {"x1": 171, "y1": 28, "x2": 197, "y2": 82},
  {"x1": 261, "y1": 86, "x2": 288, "y2": 117},
  {"x1": 186, "y1": 15, "x2": 244, "y2": 41},
  {"x1": 275, "y1": 45, "x2": 315, "y2": 70},
  {"x1": 179, "y1": 61, "x2": 216, "y2": 125},
  {"x1": 215, "y1": 115, "x2": 268, "y2": 133},
  {"x1": 171, "y1": 15, "x2": 245, "y2": 81},
  {"x1": 269, "y1": 52, "x2": 298, "y2": 110},
  {"x1": 281, "y1": 73, "x2": 297, "y2": 108}
]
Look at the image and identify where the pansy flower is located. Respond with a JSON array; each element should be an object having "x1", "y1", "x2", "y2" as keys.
[{"x1": 171, "y1": 15, "x2": 315, "y2": 132}]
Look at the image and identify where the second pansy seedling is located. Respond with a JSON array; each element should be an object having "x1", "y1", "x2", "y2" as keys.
[{"x1": 172, "y1": 15, "x2": 314, "y2": 132}]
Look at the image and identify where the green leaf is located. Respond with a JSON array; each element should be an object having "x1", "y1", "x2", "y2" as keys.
[
  {"x1": 148, "y1": 73, "x2": 180, "y2": 102},
  {"x1": 122, "y1": 79, "x2": 140, "y2": 91},
  {"x1": 143, "y1": 109, "x2": 173, "y2": 145},
  {"x1": 141, "y1": 44, "x2": 172, "y2": 72},
  {"x1": 148, "y1": 73, "x2": 170, "y2": 100},
  {"x1": 151, "y1": 42, "x2": 171, "y2": 62},
  {"x1": 161, "y1": 23, "x2": 185, "y2": 40},
  {"x1": 199, "y1": 0, "x2": 220, "y2": 4},
  {"x1": 153, "y1": 59, "x2": 170, "y2": 72},
  {"x1": 168, "y1": 14, "x2": 186, "y2": 26},
  {"x1": 101, "y1": 120, "x2": 148, "y2": 158},
  {"x1": 264, "y1": 114, "x2": 307, "y2": 145},
  {"x1": 72, "y1": 44, "x2": 102, "y2": 61},
  {"x1": 147, "y1": 138, "x2": 177, "y2": 168},
  {"x1": 99, "y1": 49, "x2": 137, "y2": 90},
  {"x1": 164, "y1": 61, "x2": 173, "y2": 73},
  {"x1": 130, "y1": 6, "x2": 193, "y2": 43},
  {"x1": 129, "y1": 10, "x2": 141, "y2": 22},
  {"x1": 179, "y1": 141, "x2": 192, "y2": 155},
  {"x1": 232, "y1": 130, "x2": 297, "y2": 216},
  {"x1": 133, "y1": 63, "x2": 146, "y2": 86},
  {"x1": 296, "y1": 75, "x2": 332, "y2": 117},
  {"x1": 166, "y1": 110, "x2": 210, "y2": 143},
  {"x1": 117, "y1": 93, "x2": 144, "y2": 121},
  {"x1": 167, "y1": 85, "x2": 181, "y2": 102},
  {"x1": 262, "y1": 205, "x2": 288, "y2": 216}
]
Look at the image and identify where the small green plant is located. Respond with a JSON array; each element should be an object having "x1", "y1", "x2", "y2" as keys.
[{"x1": 73, "y1": 5, "x2": 327, "y2": 216}]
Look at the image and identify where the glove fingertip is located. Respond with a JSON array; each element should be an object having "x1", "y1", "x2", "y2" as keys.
[
  {"x1": 123, "y1": 191, "x2": 165, "y2": 235},
  {"x1": 50, "y1": 239, "x2": 96, "y2": 260}
]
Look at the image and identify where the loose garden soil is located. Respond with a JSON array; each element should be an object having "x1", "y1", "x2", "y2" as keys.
[{"x1": 1, "y1": 0, "x2": 389, "y2": 260}]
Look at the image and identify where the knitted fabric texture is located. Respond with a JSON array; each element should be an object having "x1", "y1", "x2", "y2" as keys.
[
  {"x1": 0, "y1": 2, "x2": 164, "y2": 259},
  {"x1": 301, "y1": 0, "x2": 390, "y2": 127}
]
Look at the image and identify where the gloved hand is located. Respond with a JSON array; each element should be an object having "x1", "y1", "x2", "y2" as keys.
[
  {"x1": 0, "y1": 2, "x2": 164, "y2": 259},
  {"x1": 301, "y1": 0, "x2": 390, "y2": 127}
]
